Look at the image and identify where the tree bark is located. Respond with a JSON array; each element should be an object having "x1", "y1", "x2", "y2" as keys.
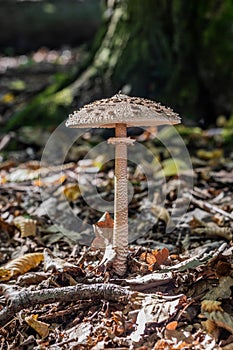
[
  {"x1": 7, "y1": 0, "x2": 233, "y2": 129},
  {"x1": 0, "y1": 283, "x2": 135, "y2": 326}
]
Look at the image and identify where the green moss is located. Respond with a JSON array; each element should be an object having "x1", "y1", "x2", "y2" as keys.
[{"x1": 222, "y1": 115, "x2": 233, "y2": 144}]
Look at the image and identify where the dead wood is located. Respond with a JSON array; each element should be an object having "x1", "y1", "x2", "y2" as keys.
[
  {"x1": 185, "y1": 193, "x2": 233, "y2": 221},
  {"x1": 0, "y1": 283, "x2": 135, "y2": 326}
]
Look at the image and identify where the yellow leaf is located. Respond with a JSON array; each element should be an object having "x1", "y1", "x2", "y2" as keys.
[
  {"x1": 197, "y1": 149, "x2": 223, "y2": 160},
  {"x1": 1, "y1": 93, "x2": 15, "y2": 104},
  {"x1": 63, "y1": 183, "x2": 80, "y2": 201},
  {"x1": 201, "y1": 300, "x2": 223, "y2": 313},
  {"x1": 0, "y1": 253, "x2": 44, "y2": 281},
  {"x1": 14, "y1": 216, "x2": 37, "y2": 237},
  {"x1": 0, "y1": 175, "x2": 7, "y2": 184},
  {"x1": 156, "y1": 158, "x2": 187, "y2": 178},
  {"x1": 0, "y1": 268, "x2": 12, "y2": 281}
]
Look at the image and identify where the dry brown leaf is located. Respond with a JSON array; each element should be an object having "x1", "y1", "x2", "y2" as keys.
[
  {"x1": 201, "y1": 299, "x2": 233, "y2": 336},
  {"x1": 14, "y1": 216, "x2": 37, "y2": 237},
  {"x1": 215, "y1": 261, "x2": 232, "y2": 277},
  {"x1": 166, "y1": 321, "x2": 178, "y2": 330},
  {"x1": 0, "y1": 218, "x2": 15, "y2": 235},
  {"x1": 153, "y1": 247, "x2": 169, "y2": 265},
  {"x1": 201, "y1": 300, "x2": 224, "y2": 313},
  {"x1": 164, "y1": 328, "x2": 195, "y2": 345},
  {"x1": 95, "y1": 212, "x2": 114, "y2": 229},
  {"x1": 202, "y1": 311, "x2": 233, "y2": 336},
  {"x1": 43, "y1": 248, "x2": 78, "y2": 273},
  {"x1": 0, "y1": 268, "x2": 12, "y2": 281},
  {"x1": 140, "y1": 252, "x2": 156, "y2": 269},
  {"x1": 0, "y1": 253, "x2": 44, "y2": 281},
  {"x1": 92, "y1": 212, "x2": 114, "y2": 249},
  {"x1": 25, "y1": 314, "x2": 49, "y2": 338},
  {"x1": 111, "y1": 311, "x2": 125, "y2": 336},
  {"x1": 202, "y1": 319, "x2": 219, "y2": 338},
  {"x1": 129, "y1": 294, "x2": 184, "y2": 343},
  {"x1": 209, "y1": 311, "x2": 233, "y2": 334},
  {"x1": 154, "y1": 338, "x2": 198, "y2": 349},
  {"x1": 140, "y1": 248, "x2": 169, "y2": 271}
]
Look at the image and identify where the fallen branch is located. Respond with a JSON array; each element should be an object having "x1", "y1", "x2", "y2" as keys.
[
  {"x1": 184, "y1": 193, "x2": 233, "y2": 220},
  {"x1": 0, "y1": 283, "x2": 135, "y2": 326},
  {"x1": 123, "y1": 242, "x2": 227, "y2": 291},
  {"x1": 125, "y1": 271, "x2": 173, "y2": 291}
]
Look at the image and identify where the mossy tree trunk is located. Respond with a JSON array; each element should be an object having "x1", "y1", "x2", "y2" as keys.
[
  {"x1": 53, "y1": 0, "x2": 233, "y2": 120},
  {"x1": 7, "y1": 0, "x2": 233, "y2": 129}
]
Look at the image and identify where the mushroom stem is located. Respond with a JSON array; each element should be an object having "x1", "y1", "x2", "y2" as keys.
[{"x1": 113, "y1": 123, "x2": 128, "y2": 275}]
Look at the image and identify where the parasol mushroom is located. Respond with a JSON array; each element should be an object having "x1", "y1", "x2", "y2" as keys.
[{"x1": 66, "y1": 93, "x2": 181, "y2": 275}]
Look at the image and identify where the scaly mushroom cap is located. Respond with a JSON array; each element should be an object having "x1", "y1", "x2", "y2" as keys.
[{"x1": 66, "y1": 93, "x2": 181, "y2": 128}]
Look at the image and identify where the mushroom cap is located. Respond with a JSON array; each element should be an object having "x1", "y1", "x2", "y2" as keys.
[{"x1": 66, "y1": 93, "x2": 181, "y2": 128}]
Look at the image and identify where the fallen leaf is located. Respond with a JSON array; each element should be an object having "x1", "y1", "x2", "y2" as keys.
[
  {"x1": 0, "y1": 218, "x2": 15, "y2": 235},
  {"x1": 0, "y1": 253, "x2": 44, "y2": 281},
  {"x1": 203, "y1": 311, "x2": 233, "y2": 335},
  {"x1": 13, "y1": 216, "x2": 37, "y2": 237},
  {"x1": 201, "y1": 300, "x2": 224, "y2": 313},
  {"x1": 156, "y1": 158, "x2": 188, "y2": 177},
  {"x1": 92, "y1": 212, "x2": 114, "y2": 249},
  {"x1": 43, "y1": 249, "x2": 79, "y2": 273},
  {"x1": 65, "y1": 322, "x2": 92, "y2": 346},
  {"x1": 25, "y1": 314, "x2": 49, "y2": 338},
  {"x1": 63, "y1": 183, "x2": 81, "y2": 201},
  {"x1": 153, "y1": 247, "x2": 169, "y2": 266},
  {"x1": 202, "y1": 319, "x2": 219, "y2": 339},
  {"x1": 129, "y1": 294, "x2": 185, "y2": 343},
  {"x1": 140, "y1": 252, "x2": 156, "y2": 269},
  {"x1": 197, "y1": 149, "x2": 223, "y2": 161},
  {"x1": 140, "y1": 248, "x2": 169, "y2": 271},
  {"x1": 166, "y1": 321, "x2": 178, "y2": 330},
  {"x1": 1, "y1": 93, "x2": 15, "y2": 104}
]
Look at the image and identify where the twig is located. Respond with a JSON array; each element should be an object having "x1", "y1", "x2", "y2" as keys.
[
  {"x1": 125, "y1": 271, "x2": 173, "y2": 291},
  {"x1": 184, "y1": 193, "x2": 233, "y2": 220},
  {"x1": 0, "y1": 283, "x2": 135, "y2": 326}
]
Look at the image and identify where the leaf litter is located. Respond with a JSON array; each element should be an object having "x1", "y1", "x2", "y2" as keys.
[{"x1": 0, "y1": 124, "x2": 232, "y2": 349}]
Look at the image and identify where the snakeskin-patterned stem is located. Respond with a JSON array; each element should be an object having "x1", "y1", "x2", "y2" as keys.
[{"x1": 111, "y1": 123, "x2": 128, "y2": 275}]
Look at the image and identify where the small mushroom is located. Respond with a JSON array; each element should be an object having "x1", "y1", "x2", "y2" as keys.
[{"x1": 66, "y1": 93, "x2": 181, "y2": 275}]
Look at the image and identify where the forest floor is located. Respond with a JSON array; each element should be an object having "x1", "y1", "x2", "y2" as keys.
[{"x1": 0, "y1": 49, "x2": 233, "y2": 349}]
